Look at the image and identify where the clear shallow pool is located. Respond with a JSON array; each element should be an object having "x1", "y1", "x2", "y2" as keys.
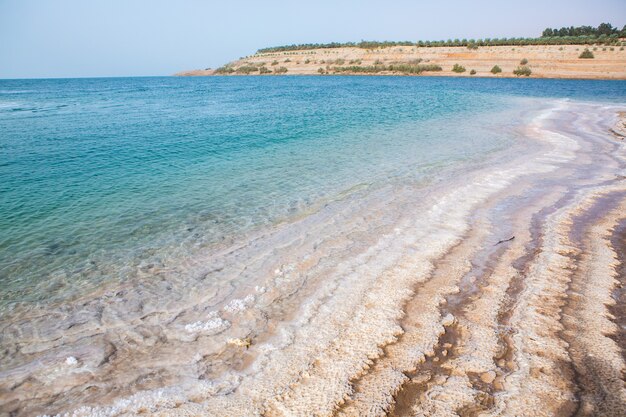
[{"x1": 0, "y1": 76, "x2": 624, "y2": 309}]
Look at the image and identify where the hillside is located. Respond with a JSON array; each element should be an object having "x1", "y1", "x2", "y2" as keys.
[{"x1": 178, "y1": 43, "x2": 626, "y2": 79}]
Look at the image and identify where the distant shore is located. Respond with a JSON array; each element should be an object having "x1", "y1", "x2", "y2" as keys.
[{"x1": 177, "y1": 44, "x2": 626, "y2": 80}]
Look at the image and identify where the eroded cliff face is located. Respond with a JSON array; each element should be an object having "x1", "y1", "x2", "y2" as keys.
[{"x1": 181, "y1": 44, "x2": 626, "y2": 79}]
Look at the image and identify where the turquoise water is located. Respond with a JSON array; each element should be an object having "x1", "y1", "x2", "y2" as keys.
[{"x1": 1, "y1": 76, "x2": 624, "y2": 309}]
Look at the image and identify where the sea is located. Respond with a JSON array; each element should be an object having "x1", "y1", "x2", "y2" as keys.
[{"x1": 0, "y1": 76, "x2": 624, "y2": 311}]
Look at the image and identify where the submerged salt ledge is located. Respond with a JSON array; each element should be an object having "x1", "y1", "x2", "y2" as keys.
[{"x1": 7, "y1": 101, "x2": 624, "y2": 416}]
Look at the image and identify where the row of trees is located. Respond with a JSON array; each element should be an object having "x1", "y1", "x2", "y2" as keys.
[
  {"x1": 542, "y1": 23, "x2": 625, "y2": 38},
  {"x1": 257, "y1": 41, "x2": 415, "y2": 53},
  {"x1": 257, "y1": 34, "x2": 624, "y2": 54}
]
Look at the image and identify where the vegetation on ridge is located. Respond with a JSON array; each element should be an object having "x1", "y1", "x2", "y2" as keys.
[
  {"x1": 330, "y1": 63, "x2": 442, "y2": 75},
  {"x1": 255, "y1": 23, "x2": 624, "y2": 54},
  {"x1": 542, "y1": 23, "x2": 625, "y2": 37}
]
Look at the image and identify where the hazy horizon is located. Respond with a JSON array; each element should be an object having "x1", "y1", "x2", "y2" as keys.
[{"x1": 1, "y1": 0, "x2": 625, "y2": 79}]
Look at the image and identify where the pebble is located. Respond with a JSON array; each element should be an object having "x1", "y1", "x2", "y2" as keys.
[
  {"x1": 441, "y1": 313, "x2": 456, "y2": 327},
  {"x1": 480, "y1": 370, "x2": 497, "y2": 384}
]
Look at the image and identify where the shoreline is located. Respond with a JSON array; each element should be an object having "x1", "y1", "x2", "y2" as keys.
[
  {"x1": 1, "y1": 101, "x2": 626, "y2": 416},
  {"x1": 178, "y1": 72, "x2": 626, "y2": 81}
]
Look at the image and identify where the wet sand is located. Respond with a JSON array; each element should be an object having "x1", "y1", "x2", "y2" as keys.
[{"x1": 1, "y1": 101, "x2": 625, "y2": 416}]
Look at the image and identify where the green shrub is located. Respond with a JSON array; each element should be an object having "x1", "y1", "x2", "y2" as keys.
[
  {"x1": 452, "y1": 63, "x2": 466, "y2": 73},
  {"x1": 274, "y1": 66, "x2": 288, "y2": 74},
  {"x1": 579, "y1": 48, "x2": 594, "y2": 58},
  {"x1": 520, "y1": 58, "x2": 528, "y2": 65},
  {"x1": 467, "y1": 43, "x2": 479, "y2": 50},
  {"x1": 214, "y1": 65, "x2": 235, "y2": 74},
  {"x1": 470, "y1": 69, "x2": 476, "y2": 75},
  {"x1": 490, "y1": 65, "x2": 502, "y2": 74},
  {"x1": 271, "y1": 60, "x2": 279, "y2": 66},
  {"x1": 349, "y1": 59, "x2": 362, "y2": 64},
  {"x1": 305, "y1": 59, "x2": 311, "y2": 64},
  {"x1": 236, "y1": 65, "x2": 259, "y2": 74},
  {"x1": 374, "y1": 59, "x2": 383, "y2": 65},
  {"x1": 318, "y1": 67, "x2": 325, "y2": 74},
  {"x1": 284, "y1": 58, "x2": 291, "y2": 63},
  {"x1": 259, "y1": 67, "x2": 272, "y2": 74},
  {"x1": 331, "y1": 63, "x2": 441, "y2": 75},
  {"x1": 513, "y1": 65, "x2": 532, "y2": 76}
]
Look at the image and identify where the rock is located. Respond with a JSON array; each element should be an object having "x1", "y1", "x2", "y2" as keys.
[
  {"x1": 227, "y1": 337, "x2": 251, "y2": 349},
  {"x1": 441, "y1": 313, "x2": 456, "y2": 327},
  {"x1": 480, "y1": 370, "x2": 497, "y2": 384}
]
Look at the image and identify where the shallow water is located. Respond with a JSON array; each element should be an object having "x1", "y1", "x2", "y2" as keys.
[
  {"x1": 5, "y1": 75, "x2": 617, "y2": 309},
  {"x1": 0, "y1": 76, "x2": 625, "y2": 416}
]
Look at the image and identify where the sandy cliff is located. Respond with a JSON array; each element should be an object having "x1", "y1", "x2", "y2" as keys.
[{"x1": 180, "y1": 44, "x2": 626, "y2": 79}]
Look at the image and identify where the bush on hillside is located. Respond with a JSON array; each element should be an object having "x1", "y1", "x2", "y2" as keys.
[
  {"x1": 513, "y1": 65, "x2": 532, "y2": 76},
  {"x1": 214, "y1": 65, "x2": 235, "y2": 74},
  {"x1": 490, "y1": 65, "x2": 502, "y2": 74},
  {"x1": 271, "y1": 60, "x2": 279, "y2": 66},
  {"x1": 274, "y1": 66, "x2": 288, "y2": 74},
  {"x1": 520, "y1": 58, "x2": 528, "y2": 65},
  {"x1": 452, "y1": 64, "x2": 466, "y2": 73},
  {"x1": 236, "y1": 66, "x2": 260, "y2": 74},
  {"x1": 579, "y1": 48, "x2": 594, "y2": 58},
  {"x1": 470, "y1": 69, "x2": 476, "y2": 75},
  {"x1": 259, "y1": 67, "x2": 272, "y2": 74}
]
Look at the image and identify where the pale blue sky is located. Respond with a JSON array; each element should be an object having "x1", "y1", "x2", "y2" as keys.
[{"x1": 1, "y1": 0, "x2": 624, "y2": 78}]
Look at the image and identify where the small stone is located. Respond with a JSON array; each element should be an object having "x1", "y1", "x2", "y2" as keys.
[
  {"x1": 480, "y1": 370, "x2": 496, "y2": 384},
  {"x1": 227, "y1": 338, "x2": 251, "y2": 349},
  {"x1": 65, "y1": 356, "x2": 78, "y2": 366},
  {"x1": 441, "y1": 349, "x2": 448, "y2": 357},
  {"x1": 443, "y1": 343, "x2": 453, "y2": 349},
  {"x1": 441, "y1": 313, "x2": 456, "y2": 327}
]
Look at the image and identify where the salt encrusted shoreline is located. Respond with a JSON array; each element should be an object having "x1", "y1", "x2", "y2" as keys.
[{"x1": 2, "y1": 102, "x2": 625, "y2": 417}]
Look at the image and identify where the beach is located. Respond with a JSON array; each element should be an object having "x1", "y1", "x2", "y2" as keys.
[{"x1": 0, "y1": 77, "x2": 625, "y2": 416}]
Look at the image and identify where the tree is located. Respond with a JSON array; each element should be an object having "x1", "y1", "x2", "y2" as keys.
[{"x1": 597, "y1": 23, "x2": 615, "y2": 36}]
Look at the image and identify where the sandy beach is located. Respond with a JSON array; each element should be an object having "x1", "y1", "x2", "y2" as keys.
[
  {"x1": 1, "y1": 99, "x2": 624, "y2": 416},
  {"x1": 178, "y1": 44, "x2": 626, "y2": 79}
]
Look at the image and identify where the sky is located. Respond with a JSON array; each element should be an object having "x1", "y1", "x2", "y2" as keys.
[{"x1": 0, "y1": 0, "x2": 625, "y2": 78}]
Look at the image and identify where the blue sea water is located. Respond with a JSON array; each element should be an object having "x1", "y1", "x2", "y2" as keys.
[{"x1": 0, "y1": 76, "x2": 625, "y2": 309}]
